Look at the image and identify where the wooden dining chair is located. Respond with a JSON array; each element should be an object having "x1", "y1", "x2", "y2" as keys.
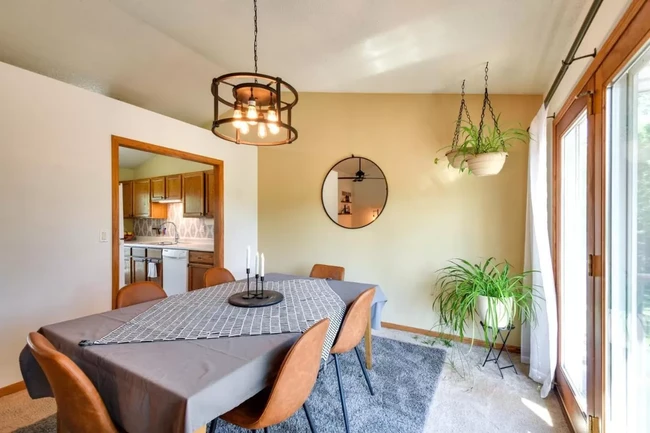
[
  {"x1": 27, "y1": 332, "x2": 121, "y2": 433},
  {"x1": 330, "y1": 288, "x2": 376, "y2": 433},
  {"x1": 210, "y1": 318, "x2": 330, "y2": 433},
  {"x1": 309, "y1": 264, "x2": 345, "y2": 281},
  {"x1": 203, "y1": 267, "x2": 235, "y2": 287},
  {"x1": 116, "y1": 281, "x2": 167, "y2": 308}
]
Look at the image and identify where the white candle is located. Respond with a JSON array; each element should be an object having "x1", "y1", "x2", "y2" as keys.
[
  {"x1": 246, "y1": 246, "x2": 250, "y2": 269},
  {"x1": 255, "y1": 252, "x2": 260, "y2": 275},
  {"x1": 260, "y1": 253, "x2": 265, "y2": 277}
]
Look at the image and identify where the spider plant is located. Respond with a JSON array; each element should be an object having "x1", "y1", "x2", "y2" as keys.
[
  {"x1": 432, "y1": 257, "x2": 538, "y2": 346},
  {"x1": 458, "y1": 117, "x2": 529, "y2": 155}
]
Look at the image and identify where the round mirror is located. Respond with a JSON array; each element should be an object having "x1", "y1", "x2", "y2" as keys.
[{"x1": 321, "y1": 155, "x2": 388, "y2": 229}]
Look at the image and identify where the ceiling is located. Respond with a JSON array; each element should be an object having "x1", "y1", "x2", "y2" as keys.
[
  {"x1": 0, "y1": 0, "x2": 589, "y2": 127},
  {"x1": 119, "y1": 147, "x2": 155, "y2": 169}
]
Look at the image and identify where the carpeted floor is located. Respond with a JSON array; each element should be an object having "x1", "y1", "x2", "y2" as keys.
[{"x1": 1, "y1": 328, "x2": 570, "y2": 433}]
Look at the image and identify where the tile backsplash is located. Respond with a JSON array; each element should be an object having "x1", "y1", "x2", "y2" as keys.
[{"x1": 132, "y1": 203, "x2": 213, "y2": 239}]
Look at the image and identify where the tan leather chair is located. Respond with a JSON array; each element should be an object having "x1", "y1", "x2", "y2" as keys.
[
  {"x1": 309, "y1": 264, "x2": 345, "y2": 281},
  {"x1": 27, "y1": 332, "x2": 120, "y2": 433},
  {"x1": 203, "y1": 267, "x2": 235, "y2": 287},
  {"x1": 209, "y1": 318, "x2": 330, "y2": 433},
  {"x1": 330, "y1": 288, "x2": 376, "y2": 433},
  {"x1": 116, "y1": 281, "x2": 167, "y2": 308}
]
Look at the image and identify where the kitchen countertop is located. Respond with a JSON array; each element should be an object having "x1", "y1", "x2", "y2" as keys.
[{"x1": 124, "y1": 238, "x2": 214, "y2": 252}]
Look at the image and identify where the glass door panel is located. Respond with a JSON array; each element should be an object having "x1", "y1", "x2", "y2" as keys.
[
  {"x1": 560, "y1": 110, "x2": 589, "y2": 414},
  {"x1": 607, "y1": 44, "x2": 650, "y2": 433}
]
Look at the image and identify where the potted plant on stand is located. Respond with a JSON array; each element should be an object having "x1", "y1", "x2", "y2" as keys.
[{"x1": 432, "y1": 257, "x2": 537, "y2": 347}]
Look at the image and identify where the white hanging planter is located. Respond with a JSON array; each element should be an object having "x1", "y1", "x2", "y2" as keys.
[
  {"x1": 466, "y1": 152, "x2": 508, "y2": 176},
  {"x1": 476, "y1": 295, "x2": 514, "y2": 329},
  {"x1": 445, "y1": 150, "x2": 468, "y2": 169}
]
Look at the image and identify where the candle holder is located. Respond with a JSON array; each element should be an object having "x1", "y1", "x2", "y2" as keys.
[{"x1": 228, "y1": 274, "x2": 284, "y2": 308}]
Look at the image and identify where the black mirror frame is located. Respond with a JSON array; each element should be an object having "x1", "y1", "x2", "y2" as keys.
[{"x1": 320, "y1": 155, "x2": 389, "y2": 230}]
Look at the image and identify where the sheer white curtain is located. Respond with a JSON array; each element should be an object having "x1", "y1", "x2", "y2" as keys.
[{"x1": 521, "y1": 105, "x2": 558, "y2": 398}]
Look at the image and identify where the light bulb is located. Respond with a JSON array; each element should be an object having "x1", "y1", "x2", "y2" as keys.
[
  {"x1": 267, "y1": 108, "x2": 279, "y2": 134},
  {"x1": 258, "y1": 122, "x2": 267, "y2": 138},
  {"x1": 239, "y1": 122, "x2": 249, "y2": 134},
  {"x1": 246, "y1": 98, "x2": 258, "y2": 125},
  {"x1": 233, "y1": 102, "x2": 243, "y2": 129}
]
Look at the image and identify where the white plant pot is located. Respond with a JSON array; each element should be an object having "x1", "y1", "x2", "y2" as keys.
[
  {"x1": 476, "y1": 295, "x2": 514, "y2": 329},
  {"x1": 445, "y1": 150, "x2": 468, "y2": 169},
  {"x1": 466, "y1": 152, "x2": 508, "y2": 176}
]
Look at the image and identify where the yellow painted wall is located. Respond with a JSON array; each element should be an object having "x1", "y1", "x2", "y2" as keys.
[
  {"x1": 258, "y1": 92, "x2": 542, "y2": 345},
  {"x1": 118, "y1": 167, "x2": 134, "y2": 181},
  {"x1": 133, "y1": 154, "x2": 212, "y2": 179}
]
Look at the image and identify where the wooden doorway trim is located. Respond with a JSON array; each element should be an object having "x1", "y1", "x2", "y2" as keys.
[{"x1": 111, "y1": 135, "x2": 224, "y2": 309}]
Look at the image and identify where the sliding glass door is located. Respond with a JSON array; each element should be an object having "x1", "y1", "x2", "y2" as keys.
[
  {"x1": 606, "y1": 43, "x2": 650, "y2": 433},
  {"x1": 555, "y1": 94, "x2": 594, "y2": 431}
]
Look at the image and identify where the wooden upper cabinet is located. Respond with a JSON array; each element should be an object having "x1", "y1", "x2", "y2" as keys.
[
  {"x1": 204, "y1": 170, "x2": 215, "y2": 218},
  {"x1": 133, "y1": 179, "x2": 151, "y2": 217},
  {"x1": 183, "y1": 172, "x2": 205, "y2": 217},
  {"x1": 150, "y1": 177, "x2": 165, "y2": 201},
  {"x1": 121, "y1": 181, "x2": 134, "y2": 218},
  {"x1": 166, "y1": 174, "x2": 182, "y2": 200}
]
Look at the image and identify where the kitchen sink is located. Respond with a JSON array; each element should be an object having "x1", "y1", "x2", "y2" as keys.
[{"x1": 144, "y1": 241, "x2": 175, "y2": 246}]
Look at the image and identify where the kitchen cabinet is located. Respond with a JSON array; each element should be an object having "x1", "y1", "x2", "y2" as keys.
[
  {"x1": 121, "y1": 181, "x2": 134, "y2": 218},
  {"x1": 166, "y1": 174, "x2": 182, "y2": 200},
  {"x1": 150, "y1": 177, "x2": 165, "y2": 201},
  {"x1": 133, "y1": 179, "x2": 151, "y2": 217},
  {"x1": 183, "y1": 172, "x2": 205, "y2": 217},
  {"x1": 132, "y1": 257, "x2": 148, "y2": 283},
  {"x1": 146, "y1": 248, "x2": 163, "y2": 287},
  {"x1": 204, "y1": 170, "x2": 215, "y2": 218},
  {"x1": 133, "y1": 179, "x2": 167, "y2": 218},
  {"x1": 123, "y1": 247, "x2": 132, "y2": 286},
  {"x1": 188, "y1": 251, "x2": 214, "y2": 291}
]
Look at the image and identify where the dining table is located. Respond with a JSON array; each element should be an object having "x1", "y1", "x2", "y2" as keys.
[{"x1": 19, "y1": 273, "x2": 387, "y2": 433}]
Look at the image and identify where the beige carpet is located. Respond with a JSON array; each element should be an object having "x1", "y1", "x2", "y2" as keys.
[{"x1": 0, "y1": 328, "x2": 568, "y2": 433}]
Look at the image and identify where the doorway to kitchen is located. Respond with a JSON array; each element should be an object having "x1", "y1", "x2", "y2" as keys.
[{"x1": 111, "y1": 135, "x2": 224, "y2": 309}]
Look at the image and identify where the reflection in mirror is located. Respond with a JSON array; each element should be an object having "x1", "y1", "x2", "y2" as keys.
[{"x1": 321, "y1": 155, "x2": 388, "y2": 229}]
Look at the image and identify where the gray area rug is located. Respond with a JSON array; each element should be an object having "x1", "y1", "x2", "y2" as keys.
[{"x1": 15, "y1": 336, "x2": 445, "y2": 433}]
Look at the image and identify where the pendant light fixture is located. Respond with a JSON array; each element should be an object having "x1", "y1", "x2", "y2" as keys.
[{"x1": 211, "y1": 0, "x2": 299, "y2": 146}]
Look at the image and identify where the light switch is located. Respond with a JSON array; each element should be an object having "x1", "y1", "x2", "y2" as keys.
[{"x1": 100, "y1": 230, "x2": 108, "y2": 242}]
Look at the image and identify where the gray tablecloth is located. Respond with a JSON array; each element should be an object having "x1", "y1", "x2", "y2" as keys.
[{"x1": 19, "y1": 273, "x2": 386, "y2": 433}]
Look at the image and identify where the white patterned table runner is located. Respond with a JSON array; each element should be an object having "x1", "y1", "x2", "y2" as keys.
[{"x1": 87, "y1": 279, "x2": 345, "y2": 360}]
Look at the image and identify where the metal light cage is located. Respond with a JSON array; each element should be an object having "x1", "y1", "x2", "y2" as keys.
[{"x1": 211, "y1": 72, "x2": 299, "y2": 146}]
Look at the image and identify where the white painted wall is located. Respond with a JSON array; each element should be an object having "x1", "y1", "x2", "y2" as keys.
[
  {"x1": 322, "y1": 170, "x2": 339, "y2": 221},
  {"x1": 0, "y1": 61, "x2": 258, "y2": 388}
]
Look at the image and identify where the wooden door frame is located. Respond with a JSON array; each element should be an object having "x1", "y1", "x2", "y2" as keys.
[
  {"x1": 111, "y1": 135, "x2": 224, "y2": 308},
  {"x1": 552, "y1": 0, "x2": 650, "y2": 431}
]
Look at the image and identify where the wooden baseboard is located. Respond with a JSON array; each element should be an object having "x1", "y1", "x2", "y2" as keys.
[
  {"x1": 554, "y1": 386, "x2": 577, "y2": 433},
  {"x1": 381, "y1": 322, "x2": 521, "y2": 354},
  {"x1": 0, "y1": 381, "x2": 26, "y2": 398}
]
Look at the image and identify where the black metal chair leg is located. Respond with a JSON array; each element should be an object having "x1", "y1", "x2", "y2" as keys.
[
  {"x1": 304, "y1": 403, "x2": 317, "y2": 433},
  {"x1": 207, "y1": 419, "x2": 217, "y2": 433},
  {"x1": 354, "y1": 346, "x2": 374, "y2": 395},
  {"x1": 334, "y1": 354, "x2": 351, "y2": 433},
  {"x1": 264, "y1": 428, "x2": 269, "y2": 433}
]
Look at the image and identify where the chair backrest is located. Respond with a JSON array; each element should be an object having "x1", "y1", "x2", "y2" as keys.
[
  {"x1": 27, "y1": 332, "x2": 119, "y2": 433},
  {"x1": 331, "y1": 287, "x2": 375, "y2": 354},
  {"x1": 257, "y1": 319, "x2": 330, "y2": 427},
  {"x1": 203, "y1": 267, "x2": 236, "y2": 287},
  {"x1": 116, "y1": 281, "x2": 167, "y2": 308},
  {"x1": 309, "y1": 264, "x2": 345, "y2": 281}
]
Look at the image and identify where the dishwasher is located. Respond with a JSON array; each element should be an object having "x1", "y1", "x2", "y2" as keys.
[{"x1": 162, "y1": 249, "x2": 189, "y2": 296}]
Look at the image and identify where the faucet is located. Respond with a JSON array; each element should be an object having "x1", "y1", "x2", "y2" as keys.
[{"x1": 159, "y1": 221, "x2": 179, "y2": 244}]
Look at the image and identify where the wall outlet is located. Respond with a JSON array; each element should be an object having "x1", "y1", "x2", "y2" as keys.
[{"x1": 100, "y1": 230, "x2": 108, "y2": 242}]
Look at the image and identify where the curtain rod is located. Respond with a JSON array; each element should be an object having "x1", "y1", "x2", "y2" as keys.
[{"x1": 543, "y1": 0, "x2": 603, "y2": 107}]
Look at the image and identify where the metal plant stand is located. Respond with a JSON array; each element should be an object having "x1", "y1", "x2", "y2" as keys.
[{"x1": 480, "y1": 321, "x2": 518, "y2": 378}]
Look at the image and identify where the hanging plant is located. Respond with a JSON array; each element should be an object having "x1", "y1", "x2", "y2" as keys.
[{"x1": 463, "y1": 63, "x2": 529, "y2": 176}]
